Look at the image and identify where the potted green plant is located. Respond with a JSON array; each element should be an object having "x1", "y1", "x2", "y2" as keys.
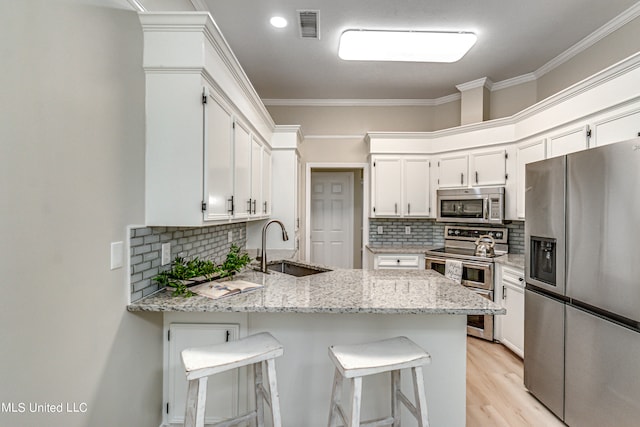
[
  {"x1": 153, "y1": 244, "x2": 252, "y2": 297},
  {"x1": 217, "y1": 244, "x2": 252, "y2": 279}
]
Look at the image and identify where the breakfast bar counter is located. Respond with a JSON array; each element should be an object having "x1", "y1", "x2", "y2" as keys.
[
  {"x1": 129, "y1": 265, "x2": 503, "y2": 427},
  {"x1": 127, "y1": 266, "x2": 504, "y2": 315}
]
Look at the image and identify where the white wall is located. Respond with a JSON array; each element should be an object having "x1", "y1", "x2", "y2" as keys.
[{"x1": 0, "y1": 1, "x2": 162, "y2": 426}]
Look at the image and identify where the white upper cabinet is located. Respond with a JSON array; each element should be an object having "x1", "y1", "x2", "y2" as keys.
[
  {"x1": 516, "y1": 140, "x2": 546, "y2": 219},
  {"x1": 469, "y1": 149, "x2": 507, "y2": 186},
  {"x1": 203, "y1": 90, "x2": 234, "y2": 222},
  {"x1": 140, "y1": 13, "x2": 274, "y2": 226},
  {"x1": 593, "y1": 108, "x2": 640, "y2": 147},
  {"x1": 250, "y1": 136, "x2": 263, "y2": 217},
  {"x1": 371, "y1": 156, "x2": 432, "y2": 217},
  {"x1": 438, "y1": 154, "x2": 468, "y2": 188},
  {"x1": 233, "y1": 120, "x2": 252, "y2": 219},
  {"x1": 371, "y1": 157, "x2": 402, "y2": 216},
  {"x1": 403, "y1": 157, "x2": 431, "y2": 216},
  {"x1": 262, "y1": 148, "x2": 272, "y2": 215},
  {"x1": 548, "y1": 125, "x2": 590, "y2": 158}
]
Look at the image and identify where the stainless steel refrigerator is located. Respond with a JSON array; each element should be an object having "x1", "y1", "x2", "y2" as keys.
[{"x1": 524, "y1": 138, "x2": 640, "y2": 426}]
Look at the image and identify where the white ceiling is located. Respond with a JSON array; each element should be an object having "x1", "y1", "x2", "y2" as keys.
[{"x1": 199, "y1": 0, "x2": 640, "y2": 102}]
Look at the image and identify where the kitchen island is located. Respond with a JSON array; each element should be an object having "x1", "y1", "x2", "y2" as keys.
[{"x1": 129, "y1": 265, "x2": 504, "y2": 427}]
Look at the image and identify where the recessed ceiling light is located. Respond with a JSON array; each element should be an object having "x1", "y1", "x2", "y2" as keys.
[
  {"x1": 338, "y1": 30, "x2": 477, "y2": 63},
  {"x1": 270, "y1": 16, "x2": 288, "y2": 28}
]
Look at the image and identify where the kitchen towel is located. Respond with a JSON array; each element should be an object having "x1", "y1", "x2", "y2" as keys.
[{"x1": 444, "y1": 259, "x2": 463, "y2": 284}]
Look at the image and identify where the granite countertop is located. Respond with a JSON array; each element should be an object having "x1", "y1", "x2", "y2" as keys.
[
  {"x1": 366, "y1": 245, "x2": 438, "y2": 254},
  {"x1": 494, "y1": 254, "x2": 525, "y2": 269},
  {"x1": 127, "y1": 263, "x2": 505, "y2": 315}
]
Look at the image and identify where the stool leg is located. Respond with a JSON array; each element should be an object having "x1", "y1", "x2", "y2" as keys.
[
  {"x1": 391, "y1": 370, "x2": 401, "y2": 427},
  {"x1": 265, "y1": 358, "x2": 282, "y2": 427},
  {"x1": 184, "y1": 376, "x2": 208, "y2": 427},
  {"x1": 254, "y1": 361, "x2": 265, "y2": 427},
  {"x1": 411, "y1": 366, "x2": 429, "y2": 427},
  {"x1": 349, "y1": 376, "x2": 362, "y2": 427},
  {"x1": 327, "y1": 368, "x2": 343, "y2": 427}
]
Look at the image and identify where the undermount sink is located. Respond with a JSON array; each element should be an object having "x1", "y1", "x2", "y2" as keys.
[{"x1": 266, "y1": 261, "x2": 331, "y2": 277}]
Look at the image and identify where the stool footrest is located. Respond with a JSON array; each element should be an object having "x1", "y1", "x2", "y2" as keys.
[
  {"x1": 358, "y1": 415, "x2": 395, "y2": 427},
  {"x1": 211, "y1": 410, "x2": 257, "y2": 427},
  {"x1": 398, "y1": 390, "x2": 418, "y2": 420}
]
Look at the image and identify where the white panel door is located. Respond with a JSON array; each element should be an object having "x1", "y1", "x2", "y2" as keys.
[
  {"x1": 403, "y1": 157, "x2": 430, "y2": 216},
  {"x1": 167, "y1": 323, "x2": 240, "y2": 425},
  {"x1": 310, "y1": 172, "x2": 354, "y2": 269},
  {"x1": 233, "y1": 120, "x2": 252, "y2": 219},
  {"x1": 516, "y1": 140, "x2": 546, "y2": 218},
  {"x1": 372, "y1": 157, "x2": 401, "y2": 216}
]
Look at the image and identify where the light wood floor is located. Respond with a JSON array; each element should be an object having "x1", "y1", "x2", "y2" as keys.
[{"x1": 467, "y1": 337, "x2": 565, "y2": 427}]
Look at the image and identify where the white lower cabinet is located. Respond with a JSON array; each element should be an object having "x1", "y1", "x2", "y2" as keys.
[
  {"x1": 165, "y1": 323, "x2": 240, "y2": 426},
  {"x1": 496, "y1": 264, "x2": 525, "y2": 357},
  {"x1": 373, "y1": 254, "x2": 425, "y2": 270}
]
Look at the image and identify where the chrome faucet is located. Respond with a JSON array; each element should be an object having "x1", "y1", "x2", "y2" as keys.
[{"x1": 259, "y1": 219, "x2": 289, "y2": 273}]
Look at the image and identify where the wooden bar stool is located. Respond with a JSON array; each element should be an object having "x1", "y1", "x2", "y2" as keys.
[
  {"x1": 327, "y1": 336, "x2": 431, "y2": 427},
  {"x1": 181, "y1": 332, "x2": 284, "y2": 427}
]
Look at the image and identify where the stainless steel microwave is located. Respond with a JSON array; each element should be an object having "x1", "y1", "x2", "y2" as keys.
[{"x1": 436, "y1": 187, "x2": 505, "y2": 224}]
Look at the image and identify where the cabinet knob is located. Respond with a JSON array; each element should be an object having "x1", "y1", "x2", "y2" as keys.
[{"x1": 519, "y1": 277, "x2": 524, "y2": 282}]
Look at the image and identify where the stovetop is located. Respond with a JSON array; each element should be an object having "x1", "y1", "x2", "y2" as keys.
[{"x1": 425, "y1": 225, "x2": 509, "y2": 262}]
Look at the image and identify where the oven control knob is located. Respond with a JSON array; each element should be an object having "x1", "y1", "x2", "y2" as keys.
[{"x1": 454, "y1": 230, "x2": 460, "y2": 235}]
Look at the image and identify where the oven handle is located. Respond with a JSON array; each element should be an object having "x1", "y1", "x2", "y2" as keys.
[{"x1": 425, "y1": 257, "x2": 493, "y2": 270}]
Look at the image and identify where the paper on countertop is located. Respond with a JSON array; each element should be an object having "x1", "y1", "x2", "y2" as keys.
[
  {"x1": 191, "y1": 280, "x2": 263, "y2": 300},
  {"x1": 444, "y1": 259, "x2": 463, "y2": 284}
]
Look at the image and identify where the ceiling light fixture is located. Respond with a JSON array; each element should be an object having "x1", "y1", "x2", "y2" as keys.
[
  {"x1": 270, "y1": 16, "x2": 288, "y2": 29},
  {"x1": 338, "y1": 30, "x2": 477, "y2": 63}
]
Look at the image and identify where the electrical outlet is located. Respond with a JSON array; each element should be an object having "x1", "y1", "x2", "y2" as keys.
[
  {"x1": 405, "y1": 226, "x2": 411, "y2": 235},
  {"x1": 228, "y1": 231, "x2": 233, "y2": 243},
  {"x1": 161, "y1": 243, "x2": 171, "y2": 266},
  {"x1": 110, "y1": 241, "x2": 123, "y2": 270},
  {"x1": 377, "y1": 226, "x2": 383, "y2": 234}
]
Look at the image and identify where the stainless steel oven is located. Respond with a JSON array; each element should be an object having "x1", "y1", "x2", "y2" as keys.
[
  {"x1": 426, "y1": 225, "x2": 508, "y2": 341},
  {"x1": 426, "y1": 256, "x2": 495, "y2": 340}
]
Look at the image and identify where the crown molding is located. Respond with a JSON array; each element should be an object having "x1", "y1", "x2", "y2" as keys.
[
  {"x1": 262, "y1": 94, "x2": 461, "y2": 107},
  {"x1": 534, "y1": 2, "x2": 640, "y2": 78},
  {"x1": 126, "y1": 0, "x2": 145, "y2": 12},
  {"x1": 273, "y1": 125, "x2": 305, "y2": 142},
  {"x1": 456, "y1": 77, "x2": 494, "y2": 92},
  {"x1": 189, "y1": 0, "x2": 208, "y2": 11},
  {"x1": 491, "y1": 73, "x2": 537, "y2": 91}
]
